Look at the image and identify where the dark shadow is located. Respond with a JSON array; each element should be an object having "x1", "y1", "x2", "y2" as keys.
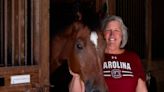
[
  {"x1": 50, "y1": 62, "x2": 72, "y2": 92},
  {"x1": 146, "y1": 71, "x2": 157, "y2": 92}
]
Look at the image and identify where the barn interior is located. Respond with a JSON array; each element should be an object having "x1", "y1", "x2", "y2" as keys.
[{"x1": 0, "y1": 0, "x2": 164, "y2": 92}]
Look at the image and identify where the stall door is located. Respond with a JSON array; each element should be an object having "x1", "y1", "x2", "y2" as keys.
[{"x1": 0, "y1": 0, "x2": 49, "y2": 91}]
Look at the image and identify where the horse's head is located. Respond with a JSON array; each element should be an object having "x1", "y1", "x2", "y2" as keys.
[{"x1": 51, "y1": 21, "x2": 108, "y2": 92}]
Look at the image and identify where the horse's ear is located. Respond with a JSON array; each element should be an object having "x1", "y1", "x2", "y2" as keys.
[
  {"x1": 77, "y1": 25, "x2": 90, "y2": 39},
  {"x1": 65, "y1": 21, "x2": 82, "y2": 38},
  {"x1": 61, "y1": 21, "x2": 81, "y2": 37},
  {"x1": 72, "y1": 21, "x2": 83, "y2": 30}
]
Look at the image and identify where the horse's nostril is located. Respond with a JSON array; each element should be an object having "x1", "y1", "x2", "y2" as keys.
[
  {"x1": 91, "y1": 89, "x2": 100, "y2": 92},
  {"x1": 85, "y1": 80, "x2": 102, "y2": 92},
  {"x1": 92, "y1": 87, "x2": 108, "y2": 92},
  {"x1": 85, "y1": 81, "x2": 108, "y2": 92}
]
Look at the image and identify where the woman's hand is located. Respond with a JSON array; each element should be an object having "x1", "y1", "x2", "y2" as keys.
[
  {"x1": 69, "y1": 68, "x2": 85, "y2": 92},
  {"x1": 69, "y1": 68, "x2": 80, "y2": 78}
]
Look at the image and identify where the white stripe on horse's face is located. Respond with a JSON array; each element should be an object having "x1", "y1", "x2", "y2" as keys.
[{"x1": 90, "y1": 32, "x2": 98, "y2": 48}]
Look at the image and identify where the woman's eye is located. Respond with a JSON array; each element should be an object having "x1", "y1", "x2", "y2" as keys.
[{"x1": 115, "y1": 30, "x2": 120, "y2": 32}]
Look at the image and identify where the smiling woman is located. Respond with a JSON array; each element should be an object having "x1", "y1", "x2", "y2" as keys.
[{"x1": 101, "y1": 15, "x2": 148, "y2": 92}]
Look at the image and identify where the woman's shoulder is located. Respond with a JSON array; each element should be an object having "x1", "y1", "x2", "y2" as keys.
[{"x1": 124, "y1": 50, "x2": 140, "y2": 57}]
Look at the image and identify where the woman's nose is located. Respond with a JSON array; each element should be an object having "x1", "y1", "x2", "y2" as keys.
[{"x1": 110, "y1": 30, "x2": 114, "y2": 36}]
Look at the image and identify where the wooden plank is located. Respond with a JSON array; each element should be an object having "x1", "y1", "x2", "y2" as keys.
[
  {"x1": 14, "y1": 0, "x2": 19, "y2": 66},
  {"x1": 18, "y1": 0, "x2": 25, "y2": 65},
  {"x1": 38, "y1": 0, "x2": 50, "y2": 91},
  {"x1": 108, "y1": 0, "x2": 116, "y2": 15},
  {"x1": 0, "y1": 66, "x2": 39, "y2": 89}
]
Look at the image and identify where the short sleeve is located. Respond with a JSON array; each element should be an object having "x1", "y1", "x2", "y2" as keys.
[{"x1": 133, "y1": 52, "x2": 146, "y2": 81}]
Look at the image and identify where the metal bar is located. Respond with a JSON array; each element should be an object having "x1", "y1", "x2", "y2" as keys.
[
  {"x1": 18, "y1": 0, "x2": 21, "y2": 65},
  {"x1": 145, "y1": 0, "x2": 152, "y2": 70},
  {"x1": 106, "y1": 0, "x2": 109, "y2": 14},
  {"x1": 11, "y1": 0, "x2": 15, "y2": 66},
  {"x1": 34, "y1": 0, "x2": 40, "y2": 65},
  {"x1": 24, "y1": 0, "x2": 28, "y2": 65},
  {"x1": 0, "y1": 0, "x2": 4, "y2": 66},
  {"x1": 31, "y1": 0, "x2": 34, "y2": 65},
  {"x1": 4, "y1": 0, "x2": 8, "y2": 66}
]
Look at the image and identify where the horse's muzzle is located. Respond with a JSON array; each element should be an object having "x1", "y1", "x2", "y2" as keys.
[{"x1": 85, "y1": 80, "x2": 108, "y2": 92}]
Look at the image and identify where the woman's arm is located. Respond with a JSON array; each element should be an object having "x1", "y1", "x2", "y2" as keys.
[
  {"x1": 69, "y1": 69, "x2": 85, "y2": 92},
  {"x1": 136, "y1": 78, "x2": 148, "y2": 92}
]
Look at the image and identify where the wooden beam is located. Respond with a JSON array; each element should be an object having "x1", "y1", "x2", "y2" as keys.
[
  {"x1": 108, "y1": 0, "x2": 116, "y2": 15},
  {"x1": 38, "y1": 0, "x2": 50, "y2": 91}
]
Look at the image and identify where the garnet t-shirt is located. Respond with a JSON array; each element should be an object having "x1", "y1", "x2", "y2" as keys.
[{"x1": 103, "y1": 50, "x2": 146, "y2": 92}]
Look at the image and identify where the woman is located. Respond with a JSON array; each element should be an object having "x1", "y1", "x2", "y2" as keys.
[{"x1": 101, "y1": 15, "x2": 148, "y2": 92}]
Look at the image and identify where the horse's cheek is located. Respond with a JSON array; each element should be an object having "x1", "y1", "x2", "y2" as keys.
[{"x1": 69, "y1": 56, "x2": 81, "y2": 74}]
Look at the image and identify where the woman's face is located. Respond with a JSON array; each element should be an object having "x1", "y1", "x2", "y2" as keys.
[{"x1": 103, "y1": 20, "x2": 122, "y2": 50}]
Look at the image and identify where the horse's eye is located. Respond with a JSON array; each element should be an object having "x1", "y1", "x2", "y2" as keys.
[
  {"x1": 77, "y1": 43, "x2": 83, "y2": 49},
  {"x1": 75, "y1": 40, "x2": 84, "y2": 50}
]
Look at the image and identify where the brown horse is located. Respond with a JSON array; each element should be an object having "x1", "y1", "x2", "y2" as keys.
[{"x1": 50, "y1": 21, "x2": 108, "y2": 92}]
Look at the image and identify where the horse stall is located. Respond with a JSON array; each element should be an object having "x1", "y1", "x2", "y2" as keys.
[{"x1": 0, "y1": 0, "x2": 49, "y2": 91}]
